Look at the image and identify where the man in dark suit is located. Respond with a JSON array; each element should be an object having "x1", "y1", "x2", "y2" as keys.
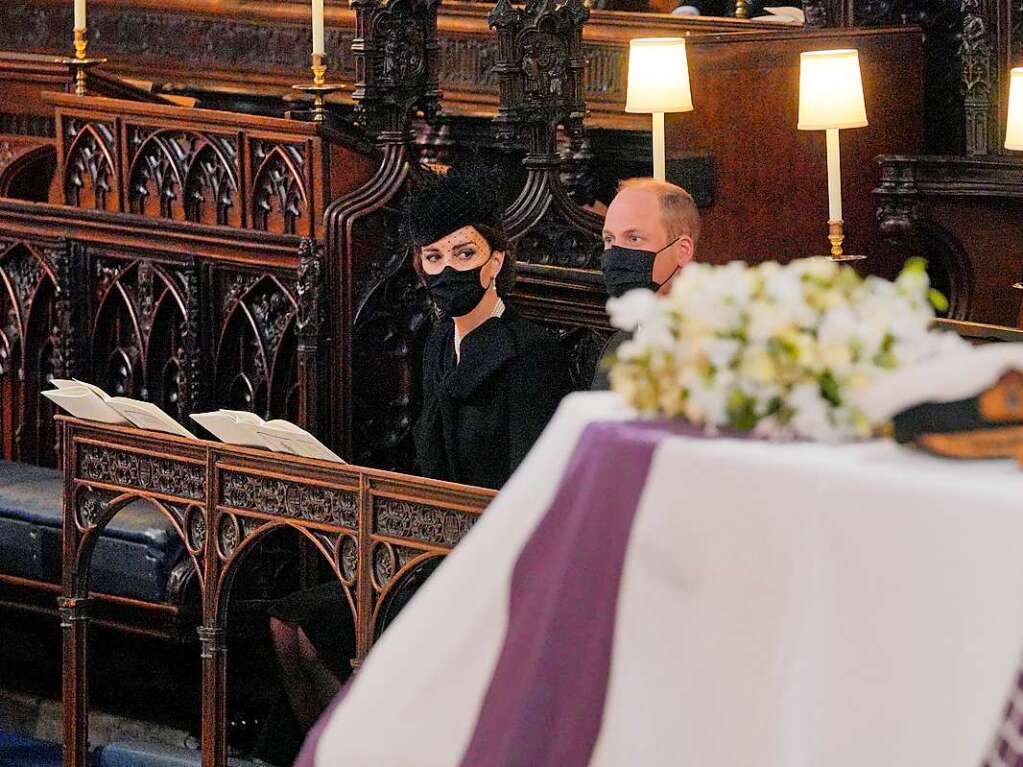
[{"x1": 592, "y1": 178, "x2": 701, "y2": 390}]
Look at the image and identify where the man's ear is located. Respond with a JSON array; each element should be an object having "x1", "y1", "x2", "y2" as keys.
[{"x1": 674, "y1": 236, "x2": 695, "y2": 268}]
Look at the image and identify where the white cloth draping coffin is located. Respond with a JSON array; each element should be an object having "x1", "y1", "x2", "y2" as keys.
[{"x1": 311, "y1": 392, "x2": 1023, "y2": 767}]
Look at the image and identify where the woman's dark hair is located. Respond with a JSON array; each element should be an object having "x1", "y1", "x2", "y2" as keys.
[{"x1": 404, "y1": 163, "x2": 517, "y2": 298}]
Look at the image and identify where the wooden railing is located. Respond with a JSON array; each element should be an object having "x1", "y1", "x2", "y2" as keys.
[{"x1": 57, "y1": 414, "x2": 495, "y2": 767}]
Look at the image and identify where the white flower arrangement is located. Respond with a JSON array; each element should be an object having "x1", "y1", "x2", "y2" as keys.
[{"x1": 606, "y1": 257, "x2": 963, "y2": 442}]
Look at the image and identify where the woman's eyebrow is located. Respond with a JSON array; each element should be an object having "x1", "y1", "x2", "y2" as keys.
[{"x1": 450, "y1": 240, "x2": 476, "y2": 249}]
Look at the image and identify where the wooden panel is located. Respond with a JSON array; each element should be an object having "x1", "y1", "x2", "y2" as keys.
[
  {"x1": 875, "y1": 155, "x2": 1023, "y2": 329},
  {"x1": 58, "y1": 415, "x2": 494, "y2": 767},
  {"x1": 0, "y1": 51, "x2": 175, "y2": 203},
  {"x1": 669, "y1": 27, "x2": 925, "y2": 263},
  {"x1": 0, "y1": 200, "x2": 318, "y2": 466},
  {"x1": 47, "y1": 93, "x2": 378, "y2": 239},
  {"x1": 0, "y1": 0, "x2": 863, "y2": 129}
]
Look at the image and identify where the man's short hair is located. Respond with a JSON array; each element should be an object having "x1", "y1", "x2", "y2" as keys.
[{"x1": 617, "y1": 178, "x2": 701, "y2": 245}]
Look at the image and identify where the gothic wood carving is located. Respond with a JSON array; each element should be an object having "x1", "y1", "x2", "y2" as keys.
[
  {"x1": 59, "y1": 416, "x2": 493, "y2": 767},
  {"x1": 48, "y1": 92, "x2": 376, "y2": 241},
  {"x1": 0, "y1": 2, "x2": 772, "y2": 132},
  {"x1": 373, "y1": 495, "x2": 478, "y2": 548},
  {"x1": 220, "y1": 471, "x2": 358, "y2": 529},
  {"x1": 0, "y1": 237, "x2": 61, "y2": 465},
  {"x1": 0, "y1": 197, "x2": 328, "y2": 467},
  {"x1": 214, "y1": 270, "x2": 301, "y2": 423},
  {"x1": 875, "y1": 155, "x2": 984, "y2": 322},
  {"x1": 76, "y1": 443, "x2": 206, "y2": 500},
  {"x1": 325, "y1": 0, "x2": 441, "y2": 469}
]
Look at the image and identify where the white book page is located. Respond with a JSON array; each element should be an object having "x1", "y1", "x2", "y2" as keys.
[
  {"x1": 42, "y1": 389, "x2": 129, "y2": 424},
  {"x1": 70, "y1": 379, "x2": 114, "y2": 400},
  {"x1": 106, "y1": 398, "x2": 196, "y2": 439},
  {"x1": 254, "y1": 424, "x2": 347, "y2": 464},
  {"x1": 758, "y1": 6, "x2": 804, "y2": 22},
  {"x1": 51, "y1": 378, "x2": 86, "y2": 391},
  {"x1": 263, "y1": 419, "x2": 307, "y2": 433},
  {"x1": 216, "y1": 410, "x2": 266, "y2": 425},
  {"x1": 190, "y1": 412, "x2": 266, "y2": 447}
]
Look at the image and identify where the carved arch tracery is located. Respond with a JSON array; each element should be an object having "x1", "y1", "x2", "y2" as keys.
[
  {"x1": 63, "y1": 120, "x2": 117, "y2": 211},
  {"x1": 90, "y1": 259, "x2": 189, "y2": 415},
  {"x1": 0, "y1": 241, "x2": 61, "y2": 463},
  {"x1": 216, "y1": 273, "x2": 300, "y2": 420},
  {"x1": 127, "y1": 129, "x2": 241, "y2": 226}
]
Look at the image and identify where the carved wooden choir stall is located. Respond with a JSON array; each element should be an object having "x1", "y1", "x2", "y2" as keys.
[
  {"x1": 0, "y1": 0, "x2": 995, "y2": 764},
  {"x1": 56, "y1": 415, "x2": 494, "y2": 767}
]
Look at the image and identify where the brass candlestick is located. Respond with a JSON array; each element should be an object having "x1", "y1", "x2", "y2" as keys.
[
  {"x1": 60, "y1": 27, "x2": 107, "y2": 97},
  {"x1": 825, "y1": 219, "x2": 866, "y2": 262},
  {"x1": 291, "y1": 53, "x2": 344, "y2": 124}
]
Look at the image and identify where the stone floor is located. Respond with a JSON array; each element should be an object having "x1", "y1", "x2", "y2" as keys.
[{"x1": 0, "y1": 687, "x2": 197, "y2": 751}]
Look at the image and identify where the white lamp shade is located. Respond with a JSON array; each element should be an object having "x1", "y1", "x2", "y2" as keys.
[
  {"x1": 797, "y1": 49, "x2": 869, "y2": 130},
  {"x1": 1006, "y1": 67, "x2": 1023, "y2": 150},
  {"x1": 626, "y1": 38, "x2": 694, "y2": 114}
]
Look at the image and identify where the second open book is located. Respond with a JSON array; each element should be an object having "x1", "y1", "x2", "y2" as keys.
[{"x1": 43, "y1": 380, "x2": 345, "y2": 464}]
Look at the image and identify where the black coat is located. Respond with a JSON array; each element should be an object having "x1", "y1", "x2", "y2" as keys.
[{"x1": 414, "y1": 308, "x2": 568, "y2": 490}]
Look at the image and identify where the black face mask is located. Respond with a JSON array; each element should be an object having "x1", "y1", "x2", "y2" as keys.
[
  {"x1": 601, "y1": 237, "x2": 681, "y2": 298},
  {"x1": 425, "y1": 261, "x2": 492, "y2": 317}
]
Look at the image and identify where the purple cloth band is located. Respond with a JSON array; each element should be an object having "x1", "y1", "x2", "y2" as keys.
[
  {"x1": 295, "y1": 418, "x2": 719, "y2": 767},
  {"x1": 292, "y1": 665, "x2": 355, "y2": 766},
  {"x1": 457, "y1": 420, "x2": 707, "y2": 767}
]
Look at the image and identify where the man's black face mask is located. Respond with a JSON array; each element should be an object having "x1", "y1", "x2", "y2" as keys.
[{"x1": 601, "y1": 237, "x2": 681, "y2": 299}]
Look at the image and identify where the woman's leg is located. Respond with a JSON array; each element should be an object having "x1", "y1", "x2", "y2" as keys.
[
  {"x1": 269, "y1": 617, "x2": 327, "y2": 730},
  {"x1": 296, "y1": 627, "x2": 342, "y2": 715}
]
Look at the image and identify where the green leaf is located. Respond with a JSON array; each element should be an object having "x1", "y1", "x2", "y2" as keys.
[
  {"x1": 726, "y1": 390, "x2": 759, "y2": 431},
  {"x1": 819, "y1": 372, "x2": 842, "y2": 406},
  {"x1": 899, "y1": 256, "x2": 928, "y2": 276},
  {"x1": 928, "y1": 288, "x2": 949, "y2": 312}
]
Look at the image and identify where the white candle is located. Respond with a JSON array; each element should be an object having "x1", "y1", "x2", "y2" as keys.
[
  {"x1": 74, "y1": 0, "x2": 86, "y2": 30},
  {"x1": 312, "y1": 0, "x2": 325, "y2": 57},
  {"x1": 825, "y1": 127, "x2": 842, "y2": 222}
]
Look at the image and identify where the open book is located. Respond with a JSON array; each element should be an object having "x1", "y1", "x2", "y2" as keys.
[
  {"x1": 755, "y1": 6, "x2": 805, "y2": 23},
  {"x1": 190, "y1": 410, "x2": 347, "y2": 464},
  {"x1": 43, "y1": 379, "x2": 197, "y2": 439}
]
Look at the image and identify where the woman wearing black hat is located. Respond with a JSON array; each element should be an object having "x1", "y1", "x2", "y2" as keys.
[
  {"x1": 264, "y1": 167, "x2": 568, "y2": 752},
  {"x1": 407, "y1": 166, "x2": 569, "y2": 489}
]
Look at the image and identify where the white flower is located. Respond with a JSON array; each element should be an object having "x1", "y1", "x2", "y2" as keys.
[
  {"x1": 606, "y1": 288, "x2": 659, "y2": 332},
  {"x1": 607, "y1": 256, "x2": 942, "y2": 442}
]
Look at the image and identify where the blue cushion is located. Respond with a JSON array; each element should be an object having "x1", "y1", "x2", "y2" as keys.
[
  {"x1": 0, "y1": 460, "x2": 189, "y2": 603},
  {"x1": 96, "y1": 741, "x2": 262, "y2": 767},
  {"x1": 0, "y1": 730, "x2": 64, "y2": 767}
]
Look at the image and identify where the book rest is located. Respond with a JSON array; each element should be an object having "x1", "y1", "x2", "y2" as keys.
[{"x1": 56, "y1": 415, "x2": 494, "y2": 767}]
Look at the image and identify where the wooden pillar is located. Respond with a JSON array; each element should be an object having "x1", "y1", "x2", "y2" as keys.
[
  {"x1": 60, "y1": 418, "x2": 90, "y2": 767},
  {"x1": 59, "y1": 596, "x2": 91, "y2": 767},
  {"x1": 200, "y1": 445, "x2": 226, "y2": 767},
  {"x1": 198, "y1": 625, "x2": 228, "y2": 767}
]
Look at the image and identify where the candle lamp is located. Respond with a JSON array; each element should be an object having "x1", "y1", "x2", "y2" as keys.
[
  {"x1": 61, "y1": 0, "x2": 106, "y2": 97},
  {"x1": 797, "y1": 49, "x2": 869, "y2": 261},
  {"x1": 291, "y1": 0, "x2": 343, "y2": 123},
  {"x1": 625, "y1": 38, "x2": 693, "y2": 182}
]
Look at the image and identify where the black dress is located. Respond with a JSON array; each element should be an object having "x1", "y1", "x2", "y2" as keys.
[
  {"x1": 414, "y1": 307, "x2": 569, "y2": 490},
  {"x1": 269, "y1": 308, "x2": 567, "y2": 671}
]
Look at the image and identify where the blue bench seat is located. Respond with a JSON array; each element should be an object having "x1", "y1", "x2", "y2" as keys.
[
  {"x1": 0, "y1": 730, "x2": 64, "y2": 767},
  {"x1": 96, "y1": 741, "x2": 264, "y2": 767},
  {"x1": 0, "y1": 460, "x2": 189, "y2": 603}
]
